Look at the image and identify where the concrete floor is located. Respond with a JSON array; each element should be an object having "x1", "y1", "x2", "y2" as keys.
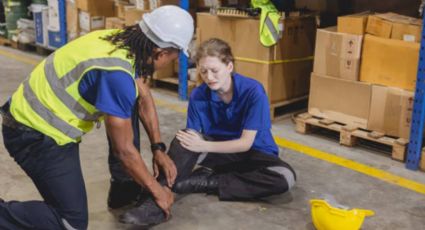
[{"x1": 0, "y1": 46, "x2": 425, "y2": 230}]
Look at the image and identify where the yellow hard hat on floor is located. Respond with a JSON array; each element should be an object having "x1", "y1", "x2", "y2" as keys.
[{"x1": 310, "y1": 199, "x2": 375, "y2": 230}]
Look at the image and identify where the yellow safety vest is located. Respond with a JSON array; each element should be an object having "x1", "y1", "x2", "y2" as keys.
[
  {"x1": 252, "y1": 0, "x2": 283, "y2": 47},
  {"x1": 10, "y1": 29, "x2": 137, "y2": 145}
]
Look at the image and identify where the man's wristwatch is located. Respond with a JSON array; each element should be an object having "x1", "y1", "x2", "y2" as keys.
[{"x1": 151, "y1": 142, "x2": 167, "y2": 152}]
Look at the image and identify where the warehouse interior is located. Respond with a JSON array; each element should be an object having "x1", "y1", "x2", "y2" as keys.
[{"x1": 1, "y1": 0, "x2": 425, "y2": 229}]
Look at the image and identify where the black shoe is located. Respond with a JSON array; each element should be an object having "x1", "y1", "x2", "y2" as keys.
[
  {"x1": 107, "y1": 179, "x2": 141, "y2": 209},
  {"x1": 119, "y1": 196, "x2": 166, "y2": 226},
  {"x1": 173, "y1": 167, "x2": 219, "y2": 194}
]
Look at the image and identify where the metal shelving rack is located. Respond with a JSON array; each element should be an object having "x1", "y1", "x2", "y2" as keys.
[
  {"x1": 178, "y1": 0, "x2": 189, "y2": 100},
  {"x1": 406, "y1": 13, "x2": 425, "y2": 170}
]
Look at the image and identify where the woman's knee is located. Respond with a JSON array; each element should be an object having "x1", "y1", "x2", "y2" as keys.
[{"x1": 266, "y1": 166, "x2": 296, "y2": 192}]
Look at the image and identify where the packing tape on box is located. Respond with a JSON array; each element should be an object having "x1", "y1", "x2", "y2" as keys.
[{"x1": 234, "y1": 56, "x2": 314, "y2": 65}]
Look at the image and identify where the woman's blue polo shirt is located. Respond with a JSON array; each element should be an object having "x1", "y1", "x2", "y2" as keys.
[{"x1": 186, "y1": 73, "x2": 279, "y2": 156}]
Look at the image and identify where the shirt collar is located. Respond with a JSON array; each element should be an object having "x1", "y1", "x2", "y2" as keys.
[{"x1": 210, "y1": 73, "x2": 239, "y2": 103}]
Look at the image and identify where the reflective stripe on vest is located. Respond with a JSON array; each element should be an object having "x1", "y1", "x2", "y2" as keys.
[
  {"x1": 43, "y1": 54, "x2": 133, "y2": 121},
  {"x1": 264, "y1": 14, "x2": 280, "y2": 44},
  {"x1": 252, "y1": 0, "x2": 282, "y2": 47},
  {"x1": 22, "y1": 80, "x2": 84, "y2": 139}
]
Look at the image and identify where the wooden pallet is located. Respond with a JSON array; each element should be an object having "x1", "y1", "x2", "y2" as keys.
[
  {"x1": 0, "y1": 37, "x2": 17, "y2": 49},
  {"x1": 295, "y1": 113, "x2": 409, "y2": 161},
  {"x1": 270, "y1": 96, "x2": 308, "y2": 121},
  {"x1": 17, "y1": 42, "x2": 54, "y2": 56}
]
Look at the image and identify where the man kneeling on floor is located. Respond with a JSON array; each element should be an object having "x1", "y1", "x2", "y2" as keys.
[{"x1": 121, "y1": 38, "x2": 296, "y2": 226}]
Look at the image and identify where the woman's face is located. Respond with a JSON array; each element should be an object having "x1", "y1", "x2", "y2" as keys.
[{"x1": 198, "y1": 56, "x2": 233, "y2": 92}]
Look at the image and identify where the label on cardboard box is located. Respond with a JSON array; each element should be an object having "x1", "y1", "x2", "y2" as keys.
[
  {"x1": 79, "y1": 11, "x2": 90, "y2": 31},
  {"x1": 403, "y1": 34, "x2": 416, "y2": 42},
  {"x1": 136, "y1": 0, "x2": 149, "y2": 10},
  {"x1": 47, "y1": 0, "x2": 60, "y2": 32},
  {"x1": 105, "y1": 17, "x2": 125, "y2": 29},
  {"x1": 91, "y1": 16, "x2": 105, "y2": 29},
  {"x1": 79, "y1": 11, "x2": 105, "y2": 31}
]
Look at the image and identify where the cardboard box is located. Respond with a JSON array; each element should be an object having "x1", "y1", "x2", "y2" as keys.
[
  {"x1": 115, "y1": 1, "x2": 133, "y2": 19},
  {"x1": 124, "y1": 7, "x2": 149, "y2": 26},
  {"x1": 309, "y1": 73, "x2": 372, "y2": 129},
  {"x1": 105, "y1": 17, "x2": 125, "y2": 29},
  {"x1": 66, "y1": 0, "x2": 79, "y2": 41},
  {"x1": 360, "y1": 35, "x2": 419, "y2": 91},
  {"x1": 79, "y1": 11, "x2": 105, "y2": 32},
  {"x1": 366, "y1": 13, "x2": 422, "y2": 42},
  {"x1": 337, "y1": 12, "x2": 370, "y2": 35},
  {"x1": 76, "y1": 0, "x2": 115, "y2": 17},
  {"x1": 314, "y1": 27, "x2": 363, "y2": 81},
  {"x1": 368, "y1": 85, "x2": 414, "y2": 139},
  {"x1": 234, "y1": 60, "x2": 312, "y2": 103},
  {"x1": 197, "y1": 13, "x2": 316, "y2": 62},
  {"x1": 136, "y1": 0, "x2": 149, "y2": 10}
]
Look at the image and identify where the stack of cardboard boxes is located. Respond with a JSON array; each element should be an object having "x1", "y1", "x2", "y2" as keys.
[
  {"x1": 309, "y1": 12, "x2": 421, "y2": 140},
  {"x1": 66, "y1": 0, "x2": 115, "y2": 40},
  {"x1": 66, "y1": 0, "x2": 182, "y2": 79},
  {"x1": 196, "y1": 12, "x2": 316, "y2": 104},
  {"x1": 66, "y1": 0, "x2": 182, "y2": 41}
]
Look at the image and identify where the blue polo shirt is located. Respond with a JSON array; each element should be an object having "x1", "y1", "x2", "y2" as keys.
[
  {"x1": 186, "y1": 73, "x2": 279, "y2": 156},
  {"x1": 78, "y1": 69, "x2": 137, "y2": 119}
]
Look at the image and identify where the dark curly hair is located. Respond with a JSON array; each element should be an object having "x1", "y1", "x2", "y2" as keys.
[{"x1": 103, "y1": 25, "x2": 178, "y2": 79}]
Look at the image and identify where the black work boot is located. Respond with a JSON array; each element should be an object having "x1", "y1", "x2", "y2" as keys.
[
  {"x1": 119, "y1": 196, "x2": 166, "y2": 226},
  {"x1": 107, "y1": 179, "x2": 141, "y2": 209},
  {"x1": 173, "y1": 167, "x2": 219, "y2": 194}
]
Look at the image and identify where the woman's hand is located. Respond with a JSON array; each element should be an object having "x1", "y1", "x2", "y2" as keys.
[{"x1": 176, "y1": 129, "x2": 208, "y2": 152}]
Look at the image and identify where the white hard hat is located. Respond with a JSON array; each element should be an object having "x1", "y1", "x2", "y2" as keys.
[{"x1": 139, "y1": 5, "x2": 194, "y2": 56}]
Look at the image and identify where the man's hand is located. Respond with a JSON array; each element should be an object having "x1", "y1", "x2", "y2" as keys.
[
  {"x1": 176, "y1": 129, "x2": 207, "y2": 153},
  {"x1": 151, "y1": 185, "x2": 174, "y2": 218},
  {"x1": 152, "y1": 151, "x2": 177, "y2": 187}
]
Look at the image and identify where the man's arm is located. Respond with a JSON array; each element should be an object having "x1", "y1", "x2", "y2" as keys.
[
  {"x1": 104, "y1": 115, "x2": 173, "y2": 216},
  {"x1": 136, "y1": 78, "x2": 161, "y2": 144},
  {"x1": 135, "y1": 78, "x2": 177, "y2": 186}
]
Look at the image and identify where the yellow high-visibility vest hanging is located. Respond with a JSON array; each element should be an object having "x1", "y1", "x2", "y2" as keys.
[{"x1": 251, "y1": 0, "x2": 283, "y2": 47}]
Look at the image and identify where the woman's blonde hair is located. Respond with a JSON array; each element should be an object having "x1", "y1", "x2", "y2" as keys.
[{"x1": 194, "y1": 38, "x2": 234, "y2": 65}]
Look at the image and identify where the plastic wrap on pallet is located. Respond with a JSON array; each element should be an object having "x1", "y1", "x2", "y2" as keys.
[
  {"x1": 16, "y1": 18, "x2": 35, "y2": 43},
  {"x1": 3, "y1": 0, "x2": 31, "y2": 39}
]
